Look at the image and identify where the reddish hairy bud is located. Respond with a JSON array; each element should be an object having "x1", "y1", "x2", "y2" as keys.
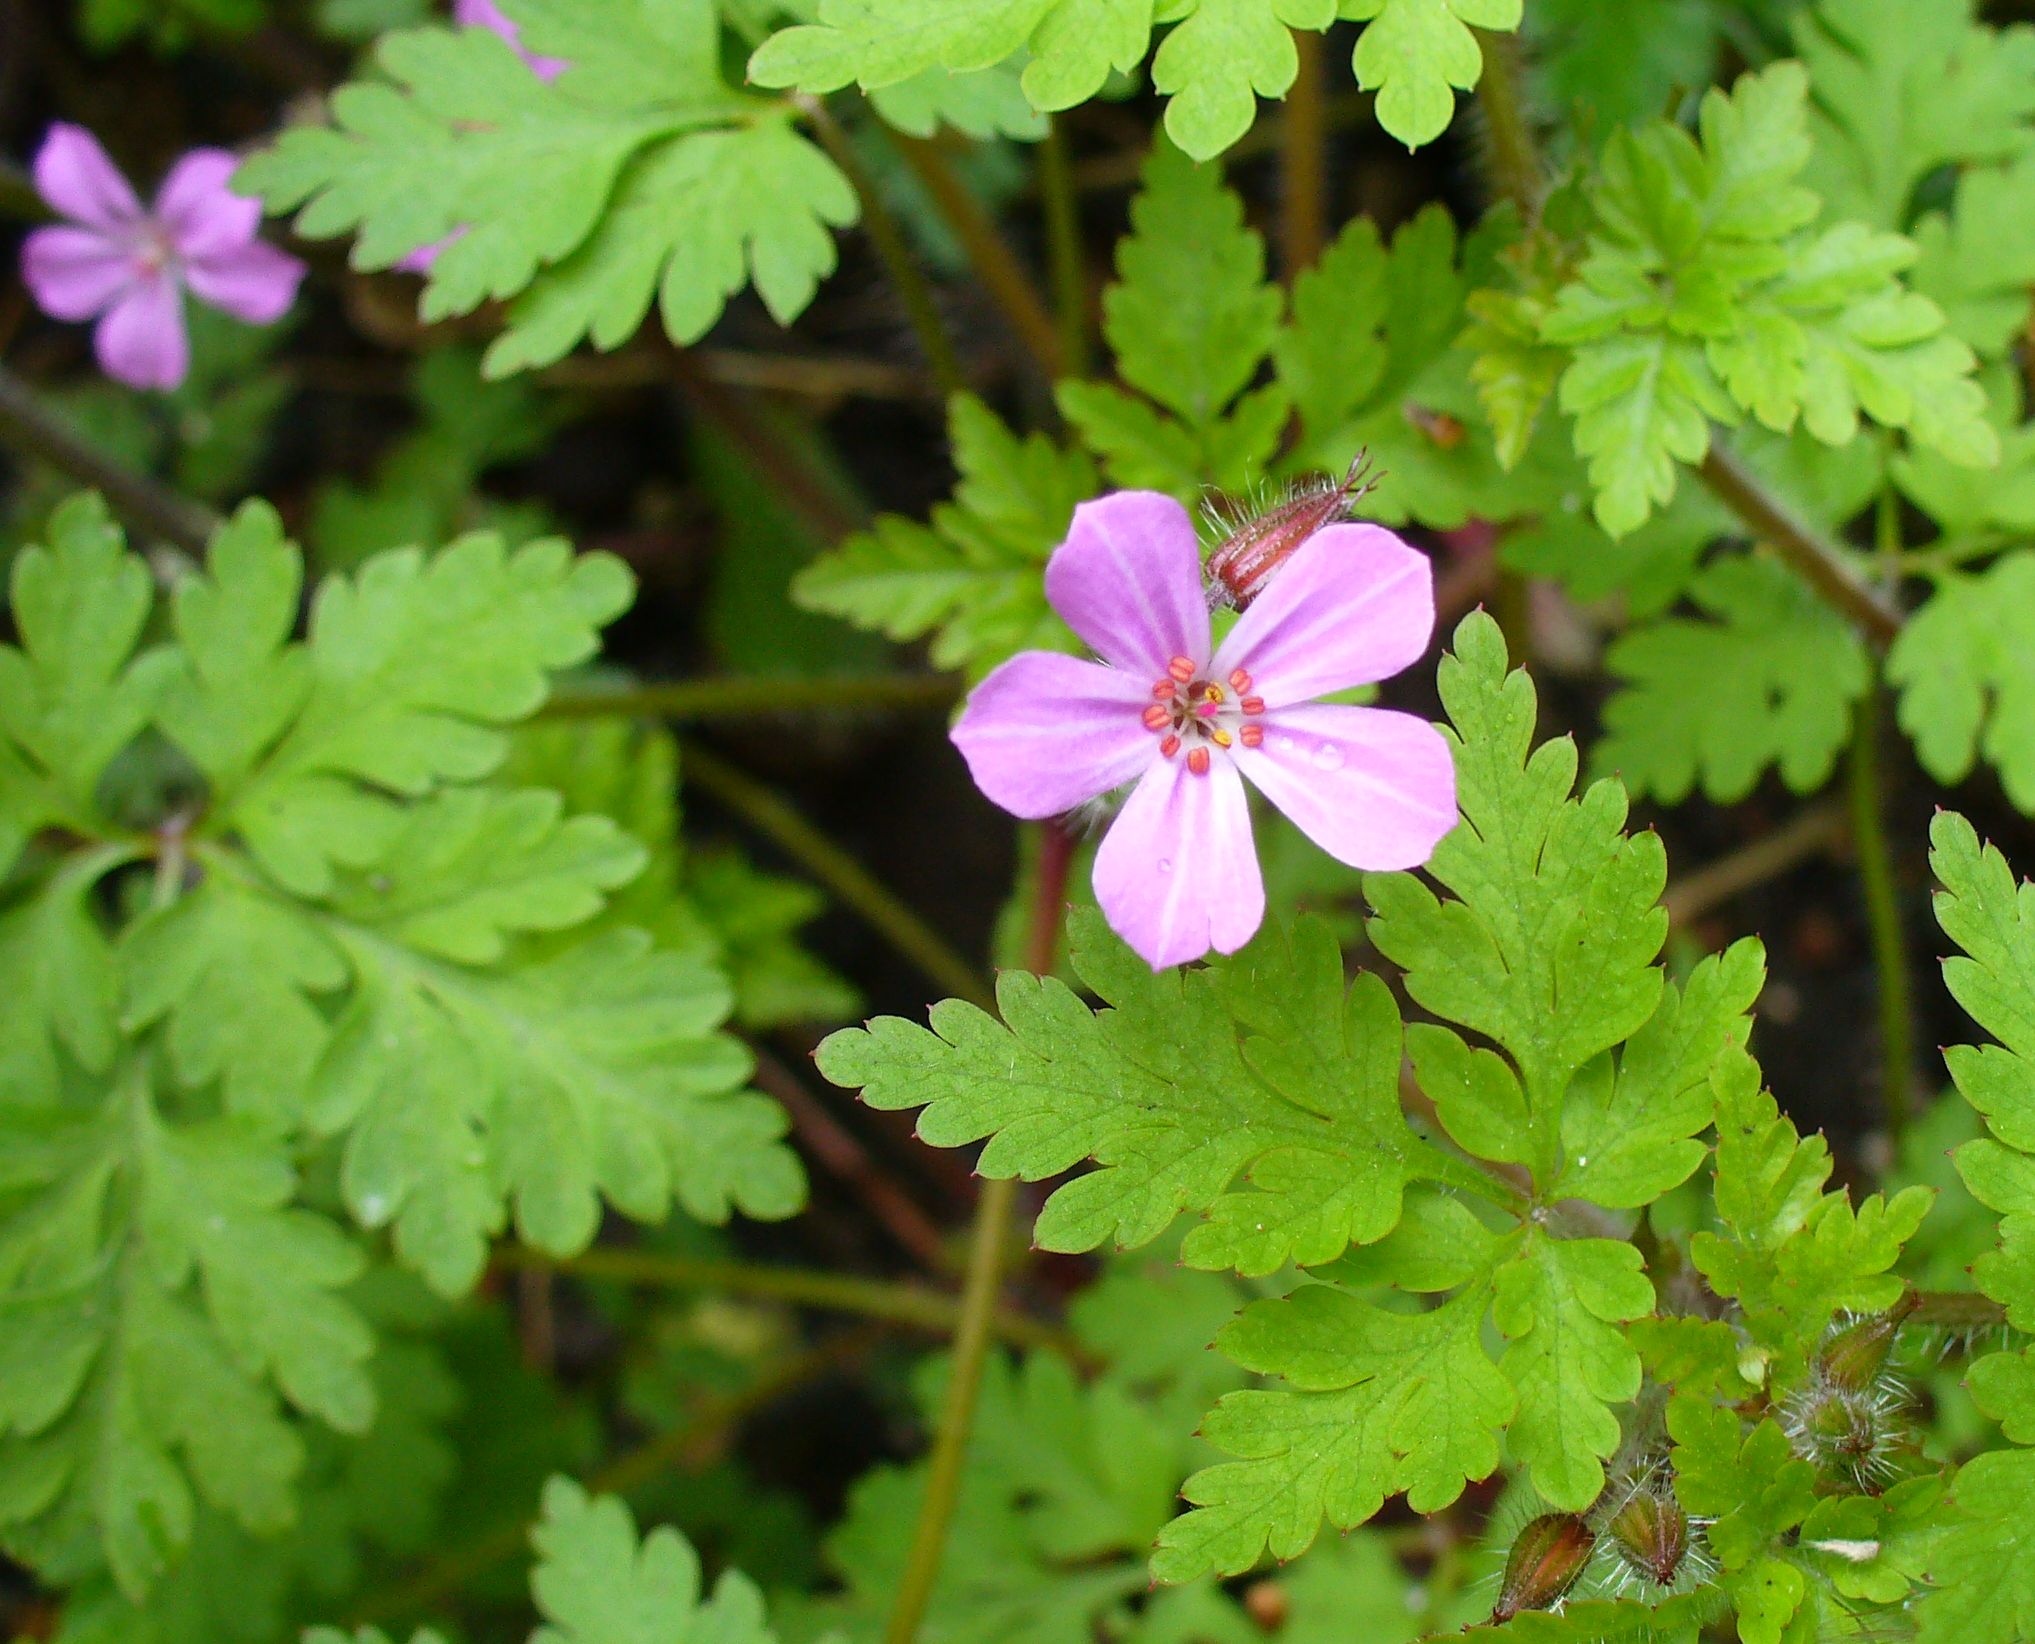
[
  {"x1": 1205, "y1": 454, "x2": 1380, "y2": 611},
  {"x1": 1491, "y1": 1512, "x2": 1595, "y2": 1624},
  {"x1": 1605, "y1": 1488, "x2": 1690, "y2": 1588}
]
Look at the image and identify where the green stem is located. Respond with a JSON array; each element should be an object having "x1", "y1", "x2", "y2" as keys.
[
  {"x1": 1281, "y1": 27, "x2": 1330, "y2": 278},
  {"x1": 1849, "y1": 488, "x2": 1917, "y2": 1146},
  {"x1": 678, "y1": 740, "x2": 994, "y2": 1011},
  {"x1": 893, "y1": 134, "x2": 1064, "y2": 380},
  {"x1": 1038, "y1": 117, "x2": 1093, "y2": 379},
  {"x1": 1850, "y1": 693, "x2": 1914, "y2": 1139},
  {"x1": 799, "y1": 99, "x2": 969, "y2": 400},
  {"x1": 0, "y1": 364, "x2": 221, "y2": 554},
  {"x1": 882, "y1": 822, "x2": 1073, "y2": 1644},
  {"x1": 495, "y1": 1245, "x2": 1087, "y2": 1362},
  {"x1": 1909, "y1": 1291, "x2": 2009, "y2": 1333},
  {"x1": 1475, "y1": 28, "x2": 1543, "y2": 219},
  {"x1": 541, "y1": 673, "x2": 957, "y2": 722}
]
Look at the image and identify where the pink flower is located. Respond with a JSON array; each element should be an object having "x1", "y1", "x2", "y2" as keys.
[
  {"x1": 20, "y1": 125, "x2": 305, "y2": 392},
  {"x1": 455, "y1": 0, "x2": 567, "y2": 81},
  {"x1": 952, "y1": 492, "x2": 1457, "y2": 969}
]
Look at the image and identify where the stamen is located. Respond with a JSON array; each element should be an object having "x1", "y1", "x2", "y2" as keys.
[
  {"x1": 1200, "y1": 683, "x2": 1226, "y2": 705},
  {"x1": 1229, "y1": 668, "x2": 1252, "y2": 692},
  {"x1": 1151, "y1": 679, "x2": 1178, "y2": 700},
  {"x1": 1142, "y1": 704, "x2": 1171, "y2": 731},
  {"x1": 1159, "y1": 734, "x2": 1181, "y2": 759},
  {"x1": 1167, "y1": 655, "x2": 1196, "y2": 683},
  {"x1": 1187, "y1": 747, "x2": 1211, "y2": 776},
  {"x1": 1241, "y1": 696, "x2": 1266, "y2": 716},
  {"x1": 1240, "y1": 724, "x2": 1264, "y2": 748},
  {"x1": 1211, "y1": 729, "x2": 1233, "y2": 748}
]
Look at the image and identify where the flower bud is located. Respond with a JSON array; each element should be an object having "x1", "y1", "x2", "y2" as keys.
[
  {"x1": 1491, "y1": 1512, "x2": 1595, "y2": 1623},
  {"x1": 1205, "y1": 455, "x2": 1379, "y2": 611},
  {"x1": 1784, "y1": 1381, "x2": 1904, "y2": 1490},
  {"x1": 1605, "y1": 1487, "x2": 1689, "y2": 1589},
  {"x1": 1818, "y1": 1292, "x2": 1918, "y2": 1393}
]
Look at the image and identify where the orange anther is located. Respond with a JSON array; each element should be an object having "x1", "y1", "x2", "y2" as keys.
[
  {"x1": 1167, "y1": 655, "x2": 1196, "y2": 683},
  {"x1": 1241, "y1": 696, "x2": 1266, "y2": 716},
  {"x1": 1142, "y1": 704, "x2": 1171, "y2": 731},
  {"x1": 1159, "y1": 734, "x2": 1181, "y2": 759},
  {"x1": 1229, "y1": 668, "x2": 1252, "y2": 692},
  {"x1": 1240, "y1": 724, "x2": 1264, "y2": 748},
  {"x1": 1152, "y1": 678, "x2": 1178, "y2": 699},
  {"x1": 1187, "y1": 747, "x2": 1211, "y2": 776}
]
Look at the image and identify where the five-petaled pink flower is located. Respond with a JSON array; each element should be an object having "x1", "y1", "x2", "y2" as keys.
[
  {"x1": 21, "y1": 125, "x2": 305, "y2": 393},
  {"x1": 952, "y1": 492, "x2": 1458, "y2": 969}
]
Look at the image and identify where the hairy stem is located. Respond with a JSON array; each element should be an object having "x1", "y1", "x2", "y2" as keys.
[
  {"x1": 1698, "y1": 441, "x2": 1905, "y2": 648},
  {"x1": 0, "y1": 364, "x2": 221, "y2": 554},
  {"x1": 1038, "y1": 117, "x2": 1093, "y2": 379},
  {"x1": 800, "y1": 99, "x2": 969, "y2": 400},
  {"x1": 679, "y1": 740, "x2": 994, "y2": 1011},
  {"x1": 1281, "y1": 27, "x2": 1330, "y2": 278},
  {"x1": 1909, "y1": 1291, "x2": 2010, "y2": 1332},
  {"x1": 541, "y1": 672, "x2": 957, "y2": 721},
  {"x1": 894, "y1": 134, "x2": 1064, "y2": 380},
  {"x1": 496, "y1": 1245, "x2": 1087, "y2": 1362},
  {"x1": 882, "y1": 822, "x2": 1073, "y2": 1644}
]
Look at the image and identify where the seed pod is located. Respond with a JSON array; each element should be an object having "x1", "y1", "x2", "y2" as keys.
[
  {"x1": 1784, "y1": 1381, "x2": 1904, "y2": 1491},
  {"x1": 1491, "y1": 1512, "x2": 1595, "y2": 1624},
  {"x1": 1819, "y1": 1292, "x2": 1919, "y2": 1393},
  {"x1": 1204, "y1": 454, "x2": 1379, "y2": 610},
  {"x1": 1605, "y1": 1488, "x2": 1690, "y2": 1588}
]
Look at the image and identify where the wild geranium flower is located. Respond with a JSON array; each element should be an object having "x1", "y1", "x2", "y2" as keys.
[
  {"x1": 952, "y1": 491, "x2": 1457, "y2": 969},
  {"x1": 21, "y1": 125, "x2": 305, "y2": 392}
]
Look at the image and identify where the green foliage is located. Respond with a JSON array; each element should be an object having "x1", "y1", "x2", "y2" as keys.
[
  {"x1": 1891, "y1": 553, "x2": 2035, "y2": 812},
  {"x1": 241, "y1": 0, "x2": 856, "y2": 375},
  {"x1": 0, "y1": 494, "x2": 801, "y2": 1602},
  {"x1": 1594, "y1": 553, "x2": 1870, "y2": 802},
  {"x1": 1478, "y1": 59, "x2": 1997, "y2": 534},
  {"x1": 529, "y1": 1477, "x2": 780, "y2": 1644},
  {"x1": 747, "y1": 0, "x2": 1524, "y2": 158},
  {"x1": 792, "y1": 394, "x2": 1092, "y2": 681},
  {"x1": 824, "y1": 614, "x2": 1777, "y2": 1580}
]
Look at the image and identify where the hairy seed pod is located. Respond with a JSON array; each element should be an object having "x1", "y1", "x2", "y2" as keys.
[
  {"x1": 1491, "y1": 1512, "x2": 1596, "y2": 1624},
  {"x1": 1204, "y1": 454, "x2": 1380, "y2": 610},
  {"x1": 1784, "y1": 1380, "x2": 1905, "y2": 1491},
  {"x1": 1819, "y1": 1292, "x2": 1918, "y2": 1392},
  {"x1": 1605, "y1": 1488, "x2": 1690, "y2": 1588}
]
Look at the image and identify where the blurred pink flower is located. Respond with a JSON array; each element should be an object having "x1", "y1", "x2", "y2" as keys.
[
  {"x1": 20, "y1": 124, "x2": 304, "y2": 391},
  {"x1": 952, "y1": 492, "x2": 1457, "y2": 969},
  {"x1": 455, "y1": 0, "x2": 567, "y2": 82}
]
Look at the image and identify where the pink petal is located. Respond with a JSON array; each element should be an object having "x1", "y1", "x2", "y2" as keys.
[
  {"x1": 154, "y1": 149, "x2": 261, "y2": 258},
  {"x1": 94, "y1": 274, "x2": 189, "y2": 391},
  {"x1": 1212, "y1": 523, "x2": 1435, "y2": 707},
  {"x1": 455, "y1": 0, "x2": 568, "y2": 78},
  {"x1": 1045, "y1": 491, "x2": 1211, "y2": 679},
  {"x1": 1237, "y1": 703, "x2": 1457, "y2": 871},
  {"x1": 952, "y1": 651, "x2": 1157, "y2": 820},
  {"x1": 22, "y1": 225, "x2": 135, "y2": 321},
  {"x1": 397, "y1": 229, "x2": 467, "y2": 274},
  {"x1": 33, "y1": 124, "x2": 142, "y2": 229},
  {"x1": 185, "y1": 239, "x2": 306, "y2": 325},
  {"x1": 1093, "y1": 756, "x2": 1263, "y2": 969}
]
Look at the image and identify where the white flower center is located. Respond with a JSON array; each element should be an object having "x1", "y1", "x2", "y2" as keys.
[{"x1": 1140, "y1": 655, "x2": 1265, "y2": 776}]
